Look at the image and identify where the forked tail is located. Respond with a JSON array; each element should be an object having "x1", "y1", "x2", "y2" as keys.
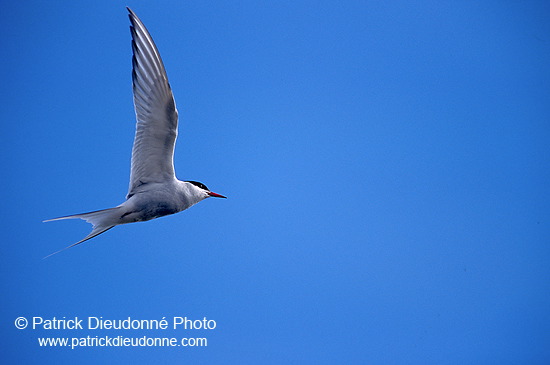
[{"x1": 43, "y1": 207, "x2": 122, "y2": 259}]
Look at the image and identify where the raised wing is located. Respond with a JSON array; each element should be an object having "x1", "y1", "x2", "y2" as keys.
[{"x1": 127, "y1": 7, "x2": 179, "y2": 198}]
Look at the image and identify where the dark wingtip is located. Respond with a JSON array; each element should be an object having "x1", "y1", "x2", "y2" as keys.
[{"x1": 127, "y1": 7, "x2": 137, "y2": 25}]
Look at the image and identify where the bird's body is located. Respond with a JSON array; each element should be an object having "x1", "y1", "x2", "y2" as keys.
[
  {"x1": 121, "y1": 180, "x2": 212, "y2": 224},
  {"x1": 44, "y1": 8, "x2": 225, "y2": 257}
]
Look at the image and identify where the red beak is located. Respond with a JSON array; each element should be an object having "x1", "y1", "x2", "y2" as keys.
[{"x1": 208, "y1": 191, "x2": 227, "y2": 199}]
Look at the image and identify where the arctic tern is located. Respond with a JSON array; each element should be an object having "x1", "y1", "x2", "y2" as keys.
[{"x1": 44, "y1": 8, "x2": 226, "y2": 257}]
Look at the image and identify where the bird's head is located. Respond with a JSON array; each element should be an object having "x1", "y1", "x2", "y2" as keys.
[{"x1": 185, "y1": 181, "x2": 227, "y2": 200}]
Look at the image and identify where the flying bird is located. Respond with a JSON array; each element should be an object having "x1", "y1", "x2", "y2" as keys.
[{"x1": 44, "y1": 8, "x2": 226, "y2": 257}]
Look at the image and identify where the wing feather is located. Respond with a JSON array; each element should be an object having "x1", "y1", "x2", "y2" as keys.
[{"x1": 126, "y1": 8, "x2": 179, "y2": 198}]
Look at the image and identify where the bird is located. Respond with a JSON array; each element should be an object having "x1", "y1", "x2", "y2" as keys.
[{"x1": 44, "y1": 7, "x2": 226, "y2": 258}]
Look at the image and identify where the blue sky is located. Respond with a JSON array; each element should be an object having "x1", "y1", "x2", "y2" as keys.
[{"x1": 1, "y1": 1, "x2": 549, "y2": 363}]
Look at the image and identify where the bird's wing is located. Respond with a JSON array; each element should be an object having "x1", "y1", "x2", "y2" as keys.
[{"x1": 126, "y1": 7, "x2": 179, "y2": 198}]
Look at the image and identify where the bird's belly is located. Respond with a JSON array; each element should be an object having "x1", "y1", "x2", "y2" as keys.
[{"x1": 118, "y1": 200, "x2": 180, "y2": 223}]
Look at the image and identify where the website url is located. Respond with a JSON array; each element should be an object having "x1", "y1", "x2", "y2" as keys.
[{"x1": 38, "y1": 335, "x2": 208, "y2": 349}]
